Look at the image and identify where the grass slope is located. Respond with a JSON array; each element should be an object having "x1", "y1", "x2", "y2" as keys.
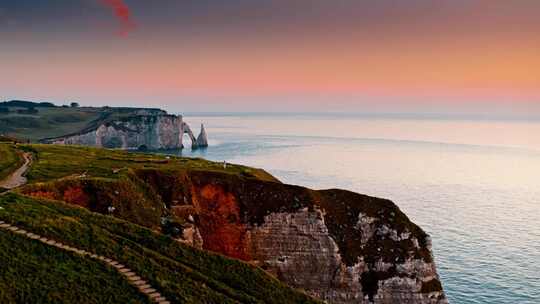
[
  {"x1": 21, "y1": 144, "x2": 278, "y2": 183},
  {"x1": 0, "y1": 230, "x2": 149, "y2": 304},
  {"x1": 0, "y1": 193, "x2": 318, "y2": 304},
  {"x1": 0, "y1": 107, "x2": 103, "y2": 142},
  {"x1": 15, "y1": 144, "x2": 277, "y2": 232},
  {"x1": 0, "y1": 144, "x2": 23, "y2": 181},
  {"x1": 1, "y1": 103, "x2": 180, "y2": 143}
]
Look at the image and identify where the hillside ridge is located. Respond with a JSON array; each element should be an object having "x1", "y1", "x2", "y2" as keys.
[
  {"x1": 0, "y1": 191, "x2": 320, "y2": 304},
  {"x1": 0, "y1": 100, "x2": 208, "y2": 150},
  {"x1": 0, "y1": 220, "x2": 171, "y2": 303},
  {"x1": 0, "y1": 143, "x2": 448, "y2": 303}
]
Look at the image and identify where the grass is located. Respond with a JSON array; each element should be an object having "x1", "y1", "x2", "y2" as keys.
[
  {"x1": 0, "y1": 144, "x2": 23, "y2": 181},
  {"x1": 19, "y1": 143, "x2": 432, "y2": 265},
  {"x1": 21, "y1": 144, "x2": 278, "y2": 183},
  {"x1": 14, "y1": 144, "x2": 277, "y2": 231},
  {"x1": 0, "y1": 107, "x2": 104, "y2": 142},
  {"x1": 0, "y1": 230, "x2": 149, "y2": 304},
  {"x1": 20, "y1": 176, "x2": 166, "y2": 229},
  {"x1": 1, "y1": 143, "x2": 441, "y2": 301},
  {"x1": 0, "y1": 193, "x2": 319, "y2": 304}
]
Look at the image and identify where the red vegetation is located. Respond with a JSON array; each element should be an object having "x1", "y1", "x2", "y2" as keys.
[
  {"x1": 27, "y1": 191, "x2": 56, "y2": 200},
  {"x1": 62, "y1": 186, "x2": 90, "y2": 208},
  {"x1": 192, "y1": 184, "x2": 251, "y2": 261}
]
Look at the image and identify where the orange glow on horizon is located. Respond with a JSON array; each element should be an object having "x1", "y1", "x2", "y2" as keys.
[{"x1": 2, "y1": 10, "x2": 539, "y2": 109}]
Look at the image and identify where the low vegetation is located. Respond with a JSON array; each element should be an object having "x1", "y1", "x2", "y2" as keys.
[
  {"x1": 21, "y1": 176, "x2": 165, "y2": 229},
  {"x1": 0, "y1": 193, "x2": 318, "y2": 304},
  {"x1": 11, "y1": 144, "x2": 276, "y2": 233},
  {"x1": 0, "y1": 143, "x2": 315, "y2": 303},
  {"x1": 21, "y1": 144, "x2": 278, "y2": 183},
  {"x1": 0, "y1": 107, "x2": 104, "y2": 142},
  {"x1": 0, "y1": 144, "x2": 24, "y2": 181},
  {"x1": 0, "y1": 230, "x2": 149, "y2": 304},
  {"x1": 1, "y1": 142, "x2": 439, "y2": 302},
  {"x1": 1, "y1": 100, "x2": 174, "y2": 143}
]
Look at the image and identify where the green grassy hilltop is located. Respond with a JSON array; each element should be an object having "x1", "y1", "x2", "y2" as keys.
[
  {"x1": 21, "y1": 144, "x2": 277, "y2": 183},
  {"x1": 0, "y1": 193, "x2": 317, "y2": 304},
  {"x1": 0, "y1": 142, "x2": 441, "y2": 303},
  {"x1": 0, "y1": 100, "x2": 166, "y2": 142},
  {"x1": 0, "y1": 143, "x2": 23, "y2": 181},
  {"x1": 12, "y1": 144, "x2": 276, "y2": 229},
  {"x1": 0, "y1": 143, "x2": 317, "y2": 304},
  {"x1": 0, "y1": 104, "x2": 102, "y2": 142}
]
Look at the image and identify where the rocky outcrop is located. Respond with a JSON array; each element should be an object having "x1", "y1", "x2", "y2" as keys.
[
  {"x1": 21, "y1": 165, "x2": 446, "y2": 304},
  {"x1": 135, "y1": 169, "x2": 448, "y2": 304},
  {"x1": 196, "y1": 124, "x2": 208, "y2": 148},
  {"x1": 41, "y1": 113, "x2": 207, "y2": 150}
]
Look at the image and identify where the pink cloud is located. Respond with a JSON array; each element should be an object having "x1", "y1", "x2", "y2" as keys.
[{"x1": 101, "y1": 0, "x2": 136, "y2": 36}]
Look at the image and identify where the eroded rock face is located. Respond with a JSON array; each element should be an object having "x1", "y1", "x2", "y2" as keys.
[
  {"x1": 136, "y1": 170, "x2": 448, "y2": 304},
  {"x1": 42, "y1": 114, "x2": 207, "y2": 150},
  {"x1": 249, "y1": 208, "x2": 445, "y2": 303},
  {"x1": 23, "y1": 166, "x2": 447, "y2": 303},
  {"x1": 248, "y1": 209, "x2": 361, "y2": 302},
  {"x1": 196, "y1": 124, "x2": 208, "y2": 147},
  {"x1": 28, "y1": 166, "x2": 445, "y2": 303}
]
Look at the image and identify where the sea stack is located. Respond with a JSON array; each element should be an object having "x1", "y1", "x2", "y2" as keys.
[{"x1": 196, "y1": 124, "x2": 209, "y2": 148}]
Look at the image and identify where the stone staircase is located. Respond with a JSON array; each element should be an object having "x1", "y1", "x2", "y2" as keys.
[{"x1": 0, "y1": 220, "x2": 171, "y2": 304}]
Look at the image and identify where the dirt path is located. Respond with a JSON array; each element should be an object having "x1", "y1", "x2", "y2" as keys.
[
  {"x1": 0, "y1": 152, "x2": 32, "y2": 189},
  {"x1": 0, "y1": 220, "x2": 171, "y2": 304}
]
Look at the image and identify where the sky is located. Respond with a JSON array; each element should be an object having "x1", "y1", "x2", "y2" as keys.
[{"x1": 1, "y1": 0, "x2": 539, "y2": 115}]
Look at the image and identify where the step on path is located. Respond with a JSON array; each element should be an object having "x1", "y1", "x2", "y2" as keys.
[{"x1": 0, "y1": 220, "x2": 171, "y2": 304}]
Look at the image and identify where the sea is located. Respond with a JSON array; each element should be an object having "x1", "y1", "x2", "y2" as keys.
[{"x1": 172, "y1": 113, "x2": 540, "y2": 304}]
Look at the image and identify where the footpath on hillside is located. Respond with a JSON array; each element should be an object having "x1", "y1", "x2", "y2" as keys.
[
  {"x1": 0, "y1": 152, "x2": 32, "y2": 189},
  {"x1": 0, "y1": 220, "x2": 170, "y2": 303},
  {"x1": 0, "y1": 149, "x2": 171, "y2": 303}
]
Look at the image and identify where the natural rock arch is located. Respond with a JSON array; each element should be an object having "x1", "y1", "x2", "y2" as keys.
[{"x1": 182, "y1": 122, "x2": 208, "y2": 149}]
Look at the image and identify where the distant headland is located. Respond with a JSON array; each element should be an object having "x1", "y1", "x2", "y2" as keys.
[{"x1": 0, "y1": 100, "x2": 207, "y2": 150}]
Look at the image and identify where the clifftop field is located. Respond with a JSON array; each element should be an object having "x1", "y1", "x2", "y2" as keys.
[
  {"x1": 0, "y1": 142, "x2": 318, "y2": 304},
  {"x1": 0, "y1": 143, "x2": 446, "y2": 303},
  {"x1": 0, "y1": 143, "x2": 23, "y2": 181},
  {"x1": 0, "y1": 192, "x2": 318, "y2": 304},
  {"x1": 0, "y1": 100, "x2": 164, "y2": 142}
]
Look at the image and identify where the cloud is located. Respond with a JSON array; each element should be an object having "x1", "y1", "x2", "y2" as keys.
[{"x1": 100, "y1": 0, "x2": 135, "y2": 36}]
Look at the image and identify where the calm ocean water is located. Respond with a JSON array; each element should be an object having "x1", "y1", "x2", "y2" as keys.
[{"x1": 175, "y1": 113, "x2": 540, "y2": 304}]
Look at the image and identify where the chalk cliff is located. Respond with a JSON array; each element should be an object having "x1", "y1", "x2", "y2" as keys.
[
  {"x1": 42, "y1": 113, "x2": 207, "y2": 150},
  {"x1": 136, "y1": 170, "x2": 448, "y2": 304},
  {"x1": 21, "y1": 156, "x2": 447, "y2": 304}
]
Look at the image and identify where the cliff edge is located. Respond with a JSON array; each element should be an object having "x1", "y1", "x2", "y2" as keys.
[
  {"x1": 1, "y1": 100, "x2": 207, "y2": 150},
  {"x1": 17, "y1": 144, "x2": 447, "y2": 304},
  {"x1": 41, "y1": 112, "x2": 208, "y2": 150},
  {"x1": 140, "y1": 170, "x2": 447, "y2": 304}
]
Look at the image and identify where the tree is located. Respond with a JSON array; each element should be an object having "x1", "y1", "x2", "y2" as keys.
[
  {"x1": 70, "y1": 102, "x2": 80, "y2": 108},
  {"x1": 38, "y1": 102, "x2": 56, "y2": 107}
]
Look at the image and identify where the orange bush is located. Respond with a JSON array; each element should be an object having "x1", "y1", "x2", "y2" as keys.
[
  {"x1": 63, "y1": 186, "x2": 90, "y2": 207},
  {"x1": 28, "y1": 191, "x2": 56, "y2": 200}
]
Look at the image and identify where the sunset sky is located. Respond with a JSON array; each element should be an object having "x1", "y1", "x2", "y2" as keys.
[{"x1": 1, "y1": 0, "x2": 539, "y2": 115}]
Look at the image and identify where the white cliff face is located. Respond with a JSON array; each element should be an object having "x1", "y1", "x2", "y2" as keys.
[
  {"x1": 135, "y1": 170, "x2": 448, "y2": 304},
  {"x1": 248, "y1": 208, "x2": 364, "y2": 303},
  {"x1": 47, "y1": 114, "x2": 206, "y2": 150},
  {"x1": 357, "y1": 213, "x2": 377, "y2": 246},
  {"x1": 247, "y1": 207, "x2": 447, "y2": 304}
]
